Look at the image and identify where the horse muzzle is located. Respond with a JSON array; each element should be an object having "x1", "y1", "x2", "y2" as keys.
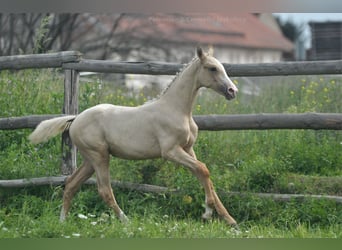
[{"x1": 224, "y1": 86, "x2": 238, "y2": 100}]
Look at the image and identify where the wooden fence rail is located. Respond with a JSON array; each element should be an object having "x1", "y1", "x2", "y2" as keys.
[
  {"x1": 64, "y1": 58, "x2": 342, "y2": 76},
  {"x1": 1, "y1": 176, "x2": 341, "y2": 204},
  {"x1": 0, "y1": 51, "x2": 82, "y2": 70},
  {"x1": 1, "y1": 113, "x2": 342, "y2": 131},
  {"x1": 1, "y1": 51, "x2": 342, "y2": 76},
  {"x1": 194, "y1": 113, "x2": 342, "y2": 130}
]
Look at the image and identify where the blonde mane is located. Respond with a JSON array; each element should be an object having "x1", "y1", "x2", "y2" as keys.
[{"x1": 160, "y1": 56, "x2": 199, "y2": 97}]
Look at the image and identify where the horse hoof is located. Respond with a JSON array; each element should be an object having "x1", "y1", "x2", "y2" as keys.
[
  {"x1": 119, "y1": 211, "x2": 129, "y2": 224},
  {"x1": 231, "y1": 223, "x2": 240, "y2": 231},
  {"x1": 202, "y1": 205, "x2": 213, "y2": 220},
  {"x1": 202, "y1": 212, "x2": 213, "y2": 221},
  {"x1": 59, "y1": 208, "x2": 67, "y2": 222}
]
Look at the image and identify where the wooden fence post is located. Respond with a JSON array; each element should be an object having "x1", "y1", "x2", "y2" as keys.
[{"x1": 61, "y1": 69, "x2": 79, "y2": 175}]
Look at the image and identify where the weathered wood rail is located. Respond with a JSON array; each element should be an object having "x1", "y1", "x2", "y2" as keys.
[
  {"x1": 1, "y1": 113, "x2": 342, "y2": 131},
  {"x1": 0, "y1": 51, "x2": 82, "y2": 69},
  {"x1": 1, "y1": 176, "x2": 341, "y2": 204},
  {"x1": 64, "y1": 58, "x2": 342, "y2": 76},
  {"x1": 0, "y1": 51, "x2": 341, "y2": 203},
  {"x1": 2, "y1": 51, "x2": 342, "y2": 76}
]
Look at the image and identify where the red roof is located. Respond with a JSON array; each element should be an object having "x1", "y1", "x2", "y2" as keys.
[{"x1": 113, "y1": 13, "x2": 293, "y2": 52}]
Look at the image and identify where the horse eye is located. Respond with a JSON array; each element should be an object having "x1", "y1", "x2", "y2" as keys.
[{"x1": 209, "y1": 67, "x2": 217, "y2": 72}]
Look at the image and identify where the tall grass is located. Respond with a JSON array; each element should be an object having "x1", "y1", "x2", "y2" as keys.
[{"x1": 0, "y1": 70, "x2": 341, "y2": 238}]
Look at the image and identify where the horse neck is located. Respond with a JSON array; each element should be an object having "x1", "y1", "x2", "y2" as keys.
[{"x1": 159, "y1": 59, "x2": 201, "y2": 115}]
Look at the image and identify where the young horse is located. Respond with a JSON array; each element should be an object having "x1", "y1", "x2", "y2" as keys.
[{"x1": 29, "y1": 47, "x2": 239, "y2": 226}]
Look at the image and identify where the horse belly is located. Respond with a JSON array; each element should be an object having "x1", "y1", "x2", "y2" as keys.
[
  {"x1": 108, "y1": 137, "x2": 161, "y2": 160},
  {"x1": 106, "y1": 126, "x2": 161, "y2": 160}
]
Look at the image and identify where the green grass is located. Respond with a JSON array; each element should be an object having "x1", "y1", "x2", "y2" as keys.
[
  {"x1": 0, "y1": 69, "x2": 342, "y2": 238},
  {"x1": 0, "y1": 186, "x2": 341, "y2": 238}
]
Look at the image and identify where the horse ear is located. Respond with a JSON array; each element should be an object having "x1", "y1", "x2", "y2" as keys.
[
  {"x1": 197, "y1": 47, "x2": 205, "y2": 61},
  {"x1": 208, "y1": 45, "x2": 214, "y2": 56}
]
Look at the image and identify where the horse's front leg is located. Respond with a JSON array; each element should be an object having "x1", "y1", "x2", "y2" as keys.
[
  {"x1": 163, "y1": 145, "x2": 237, "y2": 226},
  {"x1": 184, "y1": 146, "x2": 213, "y2": 220}
]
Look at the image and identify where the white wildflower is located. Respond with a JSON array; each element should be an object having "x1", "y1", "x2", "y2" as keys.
[{"x1": 77, "y1": 213, "x2": 88, "y2": 220}]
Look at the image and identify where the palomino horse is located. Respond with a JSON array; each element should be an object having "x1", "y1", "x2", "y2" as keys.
[{"x1": 29, "y1": 47, "x2": 238, "y2": 226}]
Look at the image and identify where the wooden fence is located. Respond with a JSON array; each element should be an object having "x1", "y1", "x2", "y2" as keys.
[{"x1": 0, "y1": 51, "x2": 342, "y2": 203}]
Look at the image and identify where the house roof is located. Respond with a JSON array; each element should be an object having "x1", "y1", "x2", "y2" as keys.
[{"x1": 111, "y1": 13, "x2": 294, "y2": 52}]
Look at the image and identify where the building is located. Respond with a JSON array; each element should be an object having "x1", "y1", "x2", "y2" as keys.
[
  {"x1": 75, "y1": 13, "x2": 293, "y2": 63},
  {"x1": 309, "y1": 21, "x2": 342, "y2": 60},
  {"x1": 74, "y1": 13, "x2": 293, "y2": 90}
]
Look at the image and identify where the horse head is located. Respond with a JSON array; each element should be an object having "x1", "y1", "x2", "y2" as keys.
[{"x1": 196, "y1": 47, "x2": 238, "y2": 100}]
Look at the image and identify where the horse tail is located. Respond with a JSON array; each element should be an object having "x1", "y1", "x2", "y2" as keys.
[{"x1": 28, "y1": 115, "x2": 77, "y2": 144}]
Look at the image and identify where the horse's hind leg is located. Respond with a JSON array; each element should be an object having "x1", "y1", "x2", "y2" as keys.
[
  {"x1": 88, "y1": 150, "x2": 128, "y2": 223},
  {"x1": 60, "y1": 160, "x2": 95, "y2": 221}
]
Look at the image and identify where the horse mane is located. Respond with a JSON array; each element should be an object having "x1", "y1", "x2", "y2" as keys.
[{"x1": 159, "y1": 56, "x2": 199, "y2": 97}]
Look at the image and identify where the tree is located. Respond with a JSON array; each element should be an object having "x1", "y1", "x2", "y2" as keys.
[
  {"x1": 0, "y1": 13, "x2": 187, "y2": 61},
  {"x1": 0, "y1": 14, "x2": 126, "y2": 58},
  {"x1": 0, "y1": 14, "x2": 82, "y2": 56},
  {"x1": 275, "y1": 16, "x2": 306, "y2": 43}
]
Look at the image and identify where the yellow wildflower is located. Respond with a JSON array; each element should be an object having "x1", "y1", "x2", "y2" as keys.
[{"x1": 182, "y1": 195, "x2": 193, "y2": 204}]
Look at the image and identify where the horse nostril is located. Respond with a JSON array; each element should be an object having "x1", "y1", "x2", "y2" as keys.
[{"x1": 228, "y1": 88, "x2": 235, "y2": 94}]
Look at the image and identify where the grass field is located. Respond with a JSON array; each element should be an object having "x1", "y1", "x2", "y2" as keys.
[{"x1": 0, "y1": 69, "x2": 341, "y2": 238}]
